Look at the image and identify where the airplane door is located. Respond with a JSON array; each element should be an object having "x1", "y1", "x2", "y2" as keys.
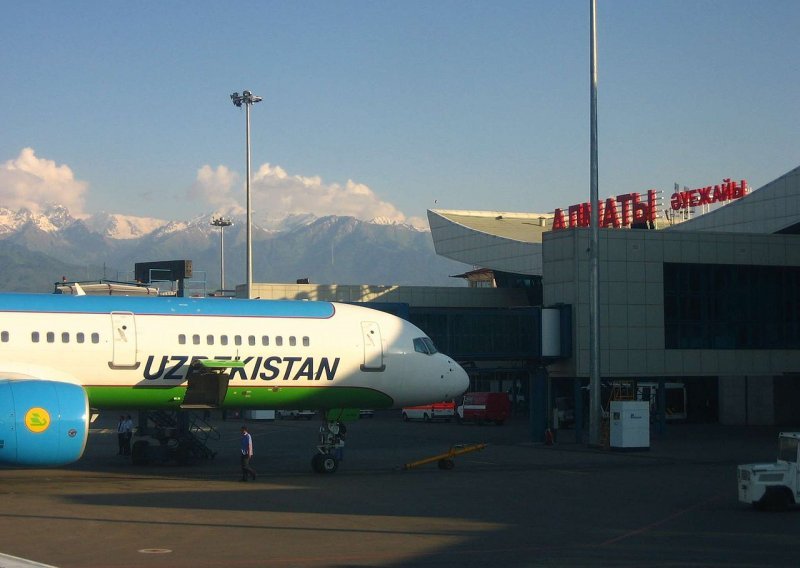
[
  {"x1": 360, "y1": 321, "x2": 385, "y2": 371},
  {"x1": 110, "y1": 312, "x2": 138, "y2": 368}
]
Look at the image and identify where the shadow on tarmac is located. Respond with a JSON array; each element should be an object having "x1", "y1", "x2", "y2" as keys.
[{"x1": 2, "y1": 411, "x2": 799, "y2": 567}]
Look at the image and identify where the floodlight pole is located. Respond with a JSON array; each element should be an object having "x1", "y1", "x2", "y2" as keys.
[
  {"x1": 211, "y1": 217, "x2": 232, "y2": 291},
  {"x1": 588, "y1": 0, "x2": 602, "y2": 447},
  {"x1": 230, "y1": 90, "x2": 262, "y2": 299}
]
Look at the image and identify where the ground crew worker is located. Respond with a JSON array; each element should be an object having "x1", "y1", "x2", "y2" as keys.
[{"x1": 240, "y1": 426, "x2": 257, "y2": 481}]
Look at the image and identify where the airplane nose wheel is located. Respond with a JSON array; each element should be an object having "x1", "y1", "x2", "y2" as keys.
[
  {"x1": 313, "y1": 420, "x2": 345, "y2": 474},
  {"x1": 311, "y1": 453, "x2": 339, "y2": 474}
]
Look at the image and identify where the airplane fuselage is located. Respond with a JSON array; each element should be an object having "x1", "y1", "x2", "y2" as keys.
[
  {"x1": 0, "y1": 293, "x2": 469, "y2": 467},
  {"x1": 0, "y1": 293, "x2": 468, "y2": 411}
]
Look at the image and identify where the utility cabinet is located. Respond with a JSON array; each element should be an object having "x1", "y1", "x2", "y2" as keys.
[{"x1": 610, "y1": 400, "x2": 650, "y2": 450}]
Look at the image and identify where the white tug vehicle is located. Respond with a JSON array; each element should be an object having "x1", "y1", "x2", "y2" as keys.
[{"x1": 738, "y1": 432, "x2": 800, "y2": 510}]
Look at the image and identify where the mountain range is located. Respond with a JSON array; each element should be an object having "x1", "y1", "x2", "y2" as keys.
[{"x1": 0, "y1": 206, "x2": 471, "y2": 293}]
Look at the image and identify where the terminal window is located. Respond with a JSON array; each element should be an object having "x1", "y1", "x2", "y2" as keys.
[{"x1": 664, "y1": 262, "x2": 800, "y2": 349}]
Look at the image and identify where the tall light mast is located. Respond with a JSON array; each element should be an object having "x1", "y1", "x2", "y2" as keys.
[
  {"x1": 211, "y1": 217, "x2": 232, "y2": 292},
  {"x1": 588, "y1": 0, "x2": 602, "y2": 446},
  {"x1": 230, "y1": 90, "x2": 262, "y2": 298}
]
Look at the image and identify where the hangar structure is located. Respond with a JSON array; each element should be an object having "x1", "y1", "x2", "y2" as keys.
[{"x1": 428, "y1": 165, "x2": 800, "y2": 427}]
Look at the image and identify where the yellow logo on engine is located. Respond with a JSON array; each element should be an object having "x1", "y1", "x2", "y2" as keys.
[{"x1": 25, "y1": 407, "x2": 50, "y2": 433}]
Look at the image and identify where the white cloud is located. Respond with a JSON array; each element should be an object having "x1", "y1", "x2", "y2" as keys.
[
  {"x1": 0, "y1": 148, "x2": 88, "y2": 214},
  {"x1": 191, "y1": 161, "x2": 424, "y2": 228},
  {"x1": 187, "y1": 164, "x2": 244, "y2": 216}
]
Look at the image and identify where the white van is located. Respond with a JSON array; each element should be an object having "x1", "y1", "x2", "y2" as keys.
[{"x1": 402, "y1": 402, "x2": 455, "y2": 422}]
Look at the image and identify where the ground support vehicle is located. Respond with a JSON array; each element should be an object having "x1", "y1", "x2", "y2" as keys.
[
  {"x1": 402, "y1": 402, "x2": 455, "y2": 422},
  {"x1": 456, "y1": 392, "x2": 511, "y2": 425},
  {"x1": 738, "y1": 432, "x2": 800, "y2": 510}
]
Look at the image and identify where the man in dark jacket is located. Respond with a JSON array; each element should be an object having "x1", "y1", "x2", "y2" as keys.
[{"x1": 240, "y1": 426, "x2": 257, "y2": 481}]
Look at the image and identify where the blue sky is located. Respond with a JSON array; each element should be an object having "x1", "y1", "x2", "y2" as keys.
[{"x1": 1, "y1": 1, "x2": 797, "y2": 228}]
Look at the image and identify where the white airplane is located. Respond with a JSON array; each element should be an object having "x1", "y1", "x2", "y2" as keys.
[{"x1": 0, "y1": 293, "x2": 469, "y2": 472}]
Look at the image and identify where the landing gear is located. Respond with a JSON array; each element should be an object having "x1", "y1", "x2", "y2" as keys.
[
  {"x1": 313, "y1": 420, "x2": 346, "y2": 474},
  {"x1": 311, "y1": 453, "x2": 339, "y2": 474}
]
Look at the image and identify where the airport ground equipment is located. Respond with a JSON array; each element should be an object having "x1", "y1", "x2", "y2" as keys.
[
  {"x1": 402, "y1": 401, "x2": 455, "y2": 422},
  {"x1": 130, "y1": 358, "x2": 239, "y2": 465},
  {"x1": 132, "y1": 410, "x2": 220, "y2": 465},
  {"x1": 456, "y1": 392, "x2": 510, "y2": 425},
  {"x1": 403, "y1": 442, "x2": 488, "y2": 471},
  {"x1": 181, "y1": 358, "x2": 244, "y2": 409},
  {"x1": 738, "y1": 432, "x2": 800, "y2": 510},
  {"x1": 609, "y1": 400, "x2": 650, "y2": 450}
]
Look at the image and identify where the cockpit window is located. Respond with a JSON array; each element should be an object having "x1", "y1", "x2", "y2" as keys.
[
  {"x1": 424, "y1": 338, "x2": 438, "y2": 354},
  {"x1": 413, "y1": 337, "x2": 438, "y2": 355}
]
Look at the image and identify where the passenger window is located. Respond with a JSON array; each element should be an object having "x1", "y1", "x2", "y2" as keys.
[
  {"x1": 248, "y1": 336, "x2": 256, "y2": 346},
  {"x1": 1, "y1": 331, "x2": 8, "y2": 342},
  {"x1": 276, "y1": 336, "x2": 283, "y2": 347},
  {"x1": 178, "y1": 334, "x2": 186, "y2": 345},
  {"x1": 62, "y1": 332, "x2": 69, "y2": 343},
  {"x1": 303, "y1": 336, "x2": 310, "y2": 347},
  {"x1": 289, "y1": 336, "x2": 296, "y2": 346},
  {"x1": 47, "y1": 332, "x2": 55, "y2": 343},
  {"x1": 31, "y1": 332, "x2": 40, "y2": 343},
  {"x1": 91, "y1": 333, "x2": 100, "y2": 344},
  {"x1": 206, "y1": 335, "x2": 214, "y2": 345},
  {"x1": 76, "y1": 332, "x2": 85, "y2": 344},
  {"x1": 262, "y1": 335, "x2": 269, "y2": 346},
  {"x1": 235, "y1": 335, "x2": 242, "y2": 346},
  {"x1": 221, "y1": 335, "x2": 228, "y2": 346},
  {"x1": 193, "y1": 335, "x2": 200, "y2": 345}
]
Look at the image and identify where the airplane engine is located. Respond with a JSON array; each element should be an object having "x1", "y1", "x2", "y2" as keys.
[{"x1": 0, "y1": 379, "x2": 89, "y2": 467}]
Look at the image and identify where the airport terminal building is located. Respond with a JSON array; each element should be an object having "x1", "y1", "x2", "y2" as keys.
[
  {"x1": 427, "y1": 166, "x2": 800, "y2": 426},
  {"x1": 246, "y1": 166, "x2": 799, "y2": 428}
]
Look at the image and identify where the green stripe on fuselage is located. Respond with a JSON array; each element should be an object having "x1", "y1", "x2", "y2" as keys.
[
  {"x1": 84, "y1": 385, "x2": 393, "y2": 410},
  {"x1": 198, "y1": 359, "x2": 246, "y2": 369}
]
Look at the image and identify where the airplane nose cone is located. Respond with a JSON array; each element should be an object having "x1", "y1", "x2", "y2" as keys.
[
  {"x1": 446, "y1": 358, "x2": 470, "y2": 397},
  {"x1": 456, "y1": 365, "x2": 470, "y2": 395}
]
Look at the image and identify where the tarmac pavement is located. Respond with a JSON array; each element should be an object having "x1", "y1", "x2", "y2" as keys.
[{"x1": 1, "y1": 411, "x2": 799, "y2": 567}]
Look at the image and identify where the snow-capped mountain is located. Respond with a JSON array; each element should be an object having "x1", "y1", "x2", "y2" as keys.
[
  {"x1": 0, "y1": 205, "x2": 79, "y2": 235},
  {"x1": 81, "y1": 212, "x2": 169, "y2": 240},
  {"x1": 0, "y1": 206, "x2": 469, "y2": 292}
]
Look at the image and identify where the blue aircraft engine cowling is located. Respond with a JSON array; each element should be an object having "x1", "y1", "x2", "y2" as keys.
[{"x1": 0, "y1": 379, "x2": 89, "y2": 467}]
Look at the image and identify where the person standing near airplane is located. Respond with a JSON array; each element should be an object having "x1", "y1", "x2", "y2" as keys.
[
  {"x1": 123, "y1": 415, "x2": 134, "y2": 456},
  {"x1": 116, "y1": 415, "x2": 127, "y2": 455},
  {"x1": 240, "y1": 426, "x2": 257, "y2": 481}
]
